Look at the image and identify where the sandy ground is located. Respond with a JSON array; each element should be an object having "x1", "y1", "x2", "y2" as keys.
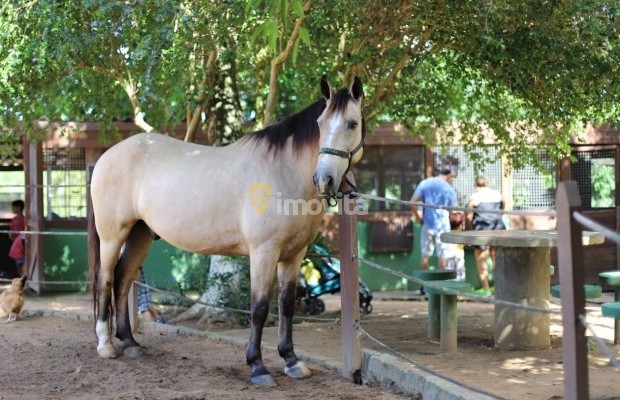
[
  {"x1": 2, "y1": 290, "x2": 619, "y2": 400},
  {"x1": 166, "y1": 293, "x2": 620, "y2": 400},
  {"x1": 0, "y1": 313, "x2": 406, "y2": 400}
]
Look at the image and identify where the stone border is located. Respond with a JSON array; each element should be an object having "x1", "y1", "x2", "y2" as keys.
[{"x1": 362, "y1": 349, "x2": 497, "y2": 400}]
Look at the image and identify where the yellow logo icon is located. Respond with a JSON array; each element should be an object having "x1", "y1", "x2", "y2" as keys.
[{"x1": 248, "y1": 182, "x2": 273, "y2": 216}]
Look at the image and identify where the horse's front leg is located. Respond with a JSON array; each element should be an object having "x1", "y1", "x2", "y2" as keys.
[
  {"x1": 277, "y1": 252, "x2": 311, "y2": 379},
  {"x1": 247, "y1": 250, "x2": 278, "y2": 386}
]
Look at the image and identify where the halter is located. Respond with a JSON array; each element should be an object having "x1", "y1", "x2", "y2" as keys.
[
  {"x1": 318, "y1": 127, "x2": 365, "y2": 205},
  {"x1": 318, "y1": 138, "x2": 364, "y2": 163}
]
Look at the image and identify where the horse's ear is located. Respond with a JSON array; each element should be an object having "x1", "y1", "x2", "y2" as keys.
[
  {"x1": 350, "y1": 76, "x2": 363, "y2": 101},
  {"x1": 320, "y1": 75, "x2": 332, "y2": 100}
]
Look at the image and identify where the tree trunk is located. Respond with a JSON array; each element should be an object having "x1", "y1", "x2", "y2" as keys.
[{"x1": 170, "y1": 255, "x2": 247, "y2": 328}]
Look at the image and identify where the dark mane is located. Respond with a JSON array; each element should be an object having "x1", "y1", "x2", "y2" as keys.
[{"x1": 245, "y1": 88, "x2": 360, "y2": 155}]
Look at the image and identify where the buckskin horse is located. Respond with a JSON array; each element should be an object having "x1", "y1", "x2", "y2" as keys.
[{"x1": 89, "y1": 76, "x2": 365, "y2": 386}]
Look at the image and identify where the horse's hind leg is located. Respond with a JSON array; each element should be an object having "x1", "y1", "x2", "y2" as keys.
[
  {"x1": 96, "y1": 238, "x2": 127, "y2": 359},
  {"x1": 277, "y1": 251, "x2": 311, "y2": 379},
  {"x1": 114, "y1": 221, "x2": 153, "y2": 357},
  {"x1": 246, "y1": 249, "x2": 278, "y2": 386}
]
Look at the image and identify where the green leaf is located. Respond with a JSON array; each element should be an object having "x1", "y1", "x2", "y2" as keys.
[
  {"x1": 245, "y1": 0, "x2": 264, "y2": 15},
  {"x1": 268, "y1": 0, "x2": 278, "y2": 15},
  {"x1": 291, "y1": 0, "x2": 304, "y2": 17},
  {"x1": 292, "y1": 38, "x2": 300, "y2": 65},
  {"x1": 280, "y1": 0, "x2": 288, "y2": 30},
  {"x1": 250, "y1": 22, "x2": 265, "y2": 44},
  {"x1": 265, "y1": 20, "x2": 279, "y2": 52},
  {"x1": 298, "y1": 26, "x2": 311, "y2": 47}
]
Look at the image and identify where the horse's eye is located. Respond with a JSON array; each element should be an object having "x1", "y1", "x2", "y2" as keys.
[{"x1": 348, "y1": 120, "x2": 358, "y2": 130}]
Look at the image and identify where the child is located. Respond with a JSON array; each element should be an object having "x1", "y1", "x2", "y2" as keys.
[
  {"x1": 137, "y1": 267, "x2": 165, "y2": 323},
  {"x1": 8, "y1": 200, "x2": 26, "y2": 277},
  {"x1": 444, "y1": 211, "x2": 466, "y2": 281}
]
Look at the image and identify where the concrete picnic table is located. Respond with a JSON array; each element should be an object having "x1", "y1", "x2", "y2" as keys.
[{"x1": 440, "y1": 229, "x2": 605, "y2": 350}]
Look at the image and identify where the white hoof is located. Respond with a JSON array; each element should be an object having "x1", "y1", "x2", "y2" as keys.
[
  {"x1": 284, "y1": 361, "x2": 311, "y2": 379},
  {"x1": 97, "y1": 344, "x2": 118, "y2": 359}
]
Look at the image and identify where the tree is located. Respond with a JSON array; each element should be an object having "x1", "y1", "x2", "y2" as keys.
[
  {"x1": 2, "y1": 1, "x2": 617, "y2": 165},
  {"x1": 1, "y1": 0, "x2": 617, "y2": 326}
]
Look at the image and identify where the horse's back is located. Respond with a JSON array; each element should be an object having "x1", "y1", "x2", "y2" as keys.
[
  {"x1": 91, "y1": 132, "x2": 321, "y2": 258},
  {"x1": 91, "y1": 133, "x2": 250, "y2": 254}
]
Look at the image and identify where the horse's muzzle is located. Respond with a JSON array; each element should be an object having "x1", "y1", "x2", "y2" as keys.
[{"x1": 312, "y1": 171, "x2": 338, "y2": 198}]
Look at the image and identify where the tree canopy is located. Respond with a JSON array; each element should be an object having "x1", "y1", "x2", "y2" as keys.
[{"x1": 1, "y1": 0, "x2": 618, "y2": 168}]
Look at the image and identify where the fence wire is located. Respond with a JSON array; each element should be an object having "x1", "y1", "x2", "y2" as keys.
[
  {"x1": 132, "y1": 280, "x2": 339, "y2": 324},
  {"x1": 573, "y1": 211, "x2": 620, "y2": 245},
  {"x1": 351, "y1": 191, "x2": 557, "y2": 217},
  {"x1": 5, "y1": 230, "x2": 87, "y2": 236},
  {"x1": 0, "y1": 184, "x2": 90, "y2": 189},
  {"x1": 578, "y1": 314, "x2": 620, "y2": 367},
  {"x1": 0, "y1": 278, "x2": 88, "y2": 285},
  {"x1": 356, "y1": 323, "x2": 509, "y2": 400},
  {"x1": 358, "y1": 257, "x2": 559, "y2": 315},
  {"x1": 0, "y1": 277, "x2": 339, "y2": 324}
]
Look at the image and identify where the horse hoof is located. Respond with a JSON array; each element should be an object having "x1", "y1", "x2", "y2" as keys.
[
  {"x1": 123, "y1": 346, "x2": 141, "y2": 358},
  {"x1": 284, "y1": 361, "x2": 311, "y2": 379},
  {"x1": 249, "y1": 374, "x2": 277, "y2": 387},
  {"x1": 97, "y1": 344, "x2": 118, "y2": 359}
]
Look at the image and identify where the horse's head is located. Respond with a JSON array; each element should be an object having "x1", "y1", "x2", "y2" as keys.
[{"x1": 312, "y1": 76, "x2": 364, "y2": 198}]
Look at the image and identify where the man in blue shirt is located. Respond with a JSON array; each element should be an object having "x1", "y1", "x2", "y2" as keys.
[{"x1": 410, "y1": 167, "x2": 457, "y2": 274}]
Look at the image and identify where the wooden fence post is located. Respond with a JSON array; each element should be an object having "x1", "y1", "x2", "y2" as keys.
[
  {"x1": 24, "y1": 139, "x2": 44, "y2": 293},
  {"x1": 556, "y1": 181, "x2": 588, "y2": 400},
  {"x1": 338, "y1": 193, "x2": 362, "y2": 383}
]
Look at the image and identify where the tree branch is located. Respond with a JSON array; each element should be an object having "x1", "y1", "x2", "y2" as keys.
[
  {"x1": 66, "y1": 64, "x2": 121, "y2": 82},
  {"x1": 263, "y1": 0, "x2": 312, "y2": 125},
  {"x1": 185, "y1": 50, "x2": 217, "y2": 142},
  {"x1": 123, "y1": 82, "x2": 155, "y2": 133}
]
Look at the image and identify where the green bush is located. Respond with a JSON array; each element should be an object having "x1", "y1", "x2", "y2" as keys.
[
  {"x1": 168, "y1": 249, "x2": 211, "y2": 292},
  {"x1": 591, "y1": 163, "x2": 615, "y2": 208}
]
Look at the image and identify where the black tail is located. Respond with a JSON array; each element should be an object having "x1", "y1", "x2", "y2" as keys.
[{"x1": 88, "y1": 192, "x2": 101, "y2": 324}]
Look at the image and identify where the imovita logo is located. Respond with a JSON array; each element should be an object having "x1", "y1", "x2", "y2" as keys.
[{"x1": 247, "y1": 182, "x2": 273, "y2": 216}]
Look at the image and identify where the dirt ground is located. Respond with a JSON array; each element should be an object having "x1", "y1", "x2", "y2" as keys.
[
  {"x1": 167, "y1": 293, "x2": 620, "y2": 400},
  {"x1": 0, "y1": 313, "x2": 406, "y2": 400},
  {"x1": 1, "y1": 291, "x2": 619, "y2": 400}
]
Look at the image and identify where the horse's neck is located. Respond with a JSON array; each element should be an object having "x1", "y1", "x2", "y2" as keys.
[
  {"x1": 280, "y1": 145, "x2": 320, "y2": 199},
  {"x1": 230, "y1": 135, "x2": 320, "y2": 199}
]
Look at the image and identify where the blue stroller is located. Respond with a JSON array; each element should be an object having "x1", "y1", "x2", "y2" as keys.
[{"x1": 298, "y1": 245, "x2": 373, "y2": 315}]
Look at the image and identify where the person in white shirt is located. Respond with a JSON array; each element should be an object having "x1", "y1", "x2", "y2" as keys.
[{"x1": 466, "y1": 176, "x2": 505, "y2": 295}]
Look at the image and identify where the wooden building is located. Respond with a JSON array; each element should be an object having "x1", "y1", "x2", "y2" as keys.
[
  {"x1": 350, "y1": 122, "x2": 619, "y2": 288},
  {"x1": 0, "y1": 121, "x2": 618, "y2": 291}
]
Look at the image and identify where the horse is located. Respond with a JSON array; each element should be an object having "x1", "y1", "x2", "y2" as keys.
[{"x1": 88, "y1": 76, "x2": 365, "y2": 386}]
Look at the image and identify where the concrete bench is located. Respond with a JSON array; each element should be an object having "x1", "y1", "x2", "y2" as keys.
[
  {"x1": 425, "y1": 280, "x2": 473, "y2": 352},
  {"x1": 413, "y1": 269, "x2": 456, "y2": 342},
  {"x1": 601, "y1": 302, "x2": 620, "y2": 347},
  {"x1": 599, "y1": 271, "x2": 620, "y2": 345},
  {"x1": 550, "y1": 284, "x2": 602, "y2": 299},
  {"x1": 601, "y1": 302, "x2": 620, "y2": 319}
]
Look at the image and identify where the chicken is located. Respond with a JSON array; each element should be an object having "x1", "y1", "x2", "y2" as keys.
[{"x1": 0, "y1": 276, "x2": 27, "y2": 322}]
